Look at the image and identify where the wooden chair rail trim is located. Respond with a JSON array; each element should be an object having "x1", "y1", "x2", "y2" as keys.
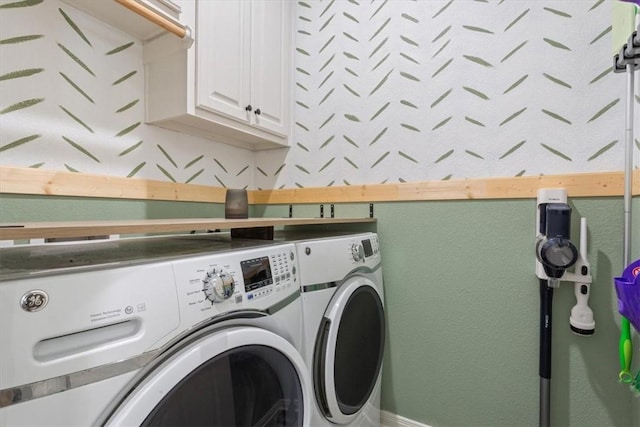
[{"x1": 1, "y1": 166, "x2": 638, "y2": 204}]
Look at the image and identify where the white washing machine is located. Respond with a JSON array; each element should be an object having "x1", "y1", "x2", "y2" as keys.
[
  {"x1": 0, "y1": 234, "x2": 312, "y2": 426},
  {"x1": 291, "y1": 232, "x2": 385, "y2": 427}
]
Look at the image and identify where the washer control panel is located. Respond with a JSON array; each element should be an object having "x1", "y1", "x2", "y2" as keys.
[
  {"x1": 173, "y1": 243, "x2": 298, "y2": 323},
  {"x1": 349, "y1": 235, "x2": 380, "y2": 263}
]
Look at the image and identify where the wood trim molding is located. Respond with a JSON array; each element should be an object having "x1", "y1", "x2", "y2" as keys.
[
  {"x1": 253, "y1": 170, "x2": 640, "y2": 204},
  {"x1": 0, "y1": 166, "x2": 227, "y2": 203},
  {"x1": 1, "y1": 166, "x2": 638, "y2": 204}
]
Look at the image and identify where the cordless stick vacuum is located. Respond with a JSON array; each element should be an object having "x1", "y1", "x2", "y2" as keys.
[{"x1": 534, "y1": 189, "x2": 594, "y2": 427}]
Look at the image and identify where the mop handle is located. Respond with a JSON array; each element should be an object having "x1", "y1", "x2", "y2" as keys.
[{"x1": 618, "y1": 14, "x2": 637, "y2": 382}]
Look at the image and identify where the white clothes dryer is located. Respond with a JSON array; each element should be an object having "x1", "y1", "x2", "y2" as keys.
[
  {"x1": 292, "y1": 232, "x2": 385, "y2": 427},
  {"x1": 0, "y1": 234, "x2": 311, "y2": 426}
]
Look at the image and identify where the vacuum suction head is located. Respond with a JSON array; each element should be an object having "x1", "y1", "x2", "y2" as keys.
[
  {"x1": 537, "y1": 238, "x2": 578, "y2": 278},
  {"x1": 536, "y1": 203, "x2": 578, "y2": 279}
]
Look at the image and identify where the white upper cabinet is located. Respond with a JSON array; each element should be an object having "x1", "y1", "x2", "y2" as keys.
[{"x1": 145, "y1": 0, "x2": 293, "y2": 150}]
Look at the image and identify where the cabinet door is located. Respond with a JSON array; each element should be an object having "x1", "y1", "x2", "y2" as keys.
[
  {"x1": 196, "y1": 0, "x2": 251, "y2": 123},
  {"x1": 249, "y1": 0, "x2": 291, "y2": 137}
]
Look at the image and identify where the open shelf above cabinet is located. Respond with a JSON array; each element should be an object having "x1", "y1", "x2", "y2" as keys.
[
  {"x1": 0, "y1": 217, "x2": 376, "y2": 241},
  {"x1": 61, "y1": 0, "x2": 188, "y2": 41}
]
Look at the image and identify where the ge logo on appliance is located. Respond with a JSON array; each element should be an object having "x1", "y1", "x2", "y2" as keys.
[{"x1": 20, "y1": 290, "x2": 48, "y2": 312}]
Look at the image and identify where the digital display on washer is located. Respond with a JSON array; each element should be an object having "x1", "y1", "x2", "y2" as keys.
[
  {"x1": 240, "y1": 256, "x2": 273, "y2": 291},
  {"x1": 362, "y1": 239, "x2": 373, "y2": 257}
]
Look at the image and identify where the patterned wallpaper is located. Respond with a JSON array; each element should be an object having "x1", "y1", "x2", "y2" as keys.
[
  {"x1": 0, "y1": 0, "x2": 254, "y2": 189},
  {"x1": 255, "y1": 0, "x2": 639, "y2": 189},
  {"x1": 0, "y1": 0, "x2": 637, "y2": 191}
]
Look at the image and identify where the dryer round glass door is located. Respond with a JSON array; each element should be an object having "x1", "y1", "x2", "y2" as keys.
[
  {"x1": 101, "y1": 326, "x2": 311, "y2": 426},
  {"x1": 313, "y1": 277, "x2": 385, "y2": 424}
]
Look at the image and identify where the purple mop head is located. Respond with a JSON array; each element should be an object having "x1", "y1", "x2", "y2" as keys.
[
  {"x1": 615, "y1": 259, "x2": 640, "y2": 333},
  {"x1": 618, "y1": 0, "x2": 640, "y2": 6}
]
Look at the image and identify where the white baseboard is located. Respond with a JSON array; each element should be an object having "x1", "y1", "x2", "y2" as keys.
[{"x1": 380, "y1": 410, "x2": 432, "y2": 427}]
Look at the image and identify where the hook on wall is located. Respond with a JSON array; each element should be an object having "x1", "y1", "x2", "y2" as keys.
[{"x1": 613, "y1": 27, "x2": 639, "y2": 72}]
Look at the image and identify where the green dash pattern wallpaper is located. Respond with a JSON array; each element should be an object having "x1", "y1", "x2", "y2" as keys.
[
  {"x1": 0, "y1": 0, "x2": 638, "y2": 190},
  {"x1": 0, "y1": 0, "x2": 254, "y2": 189},
  {"x1": 255, "y1": 0, "x2": 640, "y2": 189}
]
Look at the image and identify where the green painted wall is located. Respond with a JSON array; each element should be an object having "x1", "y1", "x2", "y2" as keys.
[
  {"x1": 2, "y1": 195, "x2": 638, "y2": 425},
  {"x1": 377, "y1": 198, "x2": 635, "y2": 427},
  {"x1": 0, "y1": 194, "x2": 224, "y2": 223},
  {"x1": 258, "y1": 198, "x2": 634, "y2": 426}
]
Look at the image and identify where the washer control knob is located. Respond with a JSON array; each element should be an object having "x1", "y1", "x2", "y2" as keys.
[
  {"x1": 351, "y1": 243, "x2": 365, "y2": 262},
  {"x1": 202, "y1": 268, "x2": 235, "y2": 303}
]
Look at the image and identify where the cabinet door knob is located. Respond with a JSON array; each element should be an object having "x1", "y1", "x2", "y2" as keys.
[
  {"x1": 254, "y1": 108, "x2": 261, "y2": 116},
  {"x1": 245, "y1": 105, "x2": 252, "y2": 112}
]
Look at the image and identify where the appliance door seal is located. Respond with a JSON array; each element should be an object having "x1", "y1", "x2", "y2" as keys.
[
  {"x1": 313, "y1": 277, "x2": 385, "y2": 425},
  {"x1": 99, "y1": 325, "x2": 312, "y2": 426}
]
